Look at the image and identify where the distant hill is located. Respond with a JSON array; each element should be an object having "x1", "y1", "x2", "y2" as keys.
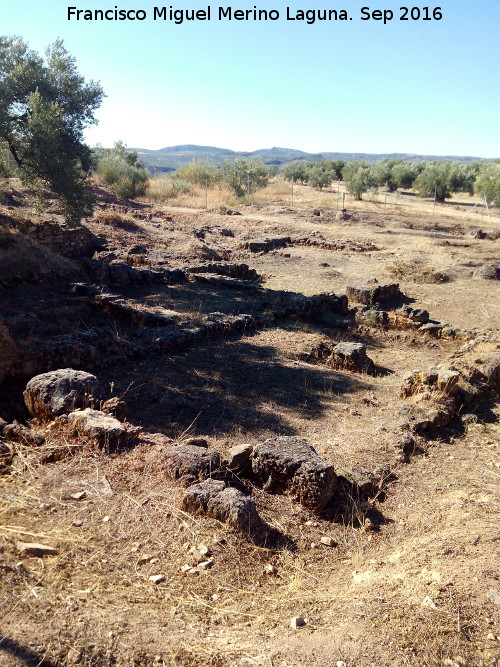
[{"x1": 130, "y1": 144, "x2": 490, "y2": 173}]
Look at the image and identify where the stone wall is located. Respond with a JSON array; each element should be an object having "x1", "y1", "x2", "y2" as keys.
[{"x1": 9, "y1": 219, "x2": 102, "y2": 259}]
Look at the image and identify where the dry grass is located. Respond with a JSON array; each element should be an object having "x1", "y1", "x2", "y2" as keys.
[{"x1": 385, "y1": 257, "x2": 450, "y2": 284}]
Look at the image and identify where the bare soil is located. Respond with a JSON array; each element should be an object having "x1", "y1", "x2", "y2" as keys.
[{"x1": 0, "y1": 184, "x2": 499, "y2": 667}]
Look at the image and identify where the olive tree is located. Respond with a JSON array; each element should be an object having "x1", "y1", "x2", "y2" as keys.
[
  {"x1": 220, "y1": 159, "x2": 270, "y2": 198},
  {"x1": 0, "y1": 35, "x2": 104, "y2": 224},
  {"x1": 474, "y1": 163, "x2": 500, "y2": 206},
  {"x1": 342, "y1": 160, "x2": 377, "y2": 200}
]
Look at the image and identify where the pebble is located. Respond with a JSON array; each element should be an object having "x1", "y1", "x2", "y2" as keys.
[
  {"x1": 149, "y1": 574, "x2": 165, "y2": 584},
  {"x1": 71, "y1": 491, "x2": 86, "y2": 501},
  {"x1": 320, "y1": 536, "x2": 337, "y2": 547},
  {"x1": 263, "y1": 564, "x2": 277, "y2": 575},
  {"x1": 290, "y1": 616, "x2": 307, "y2": 629},
  {"x1": 102, "y1": 515, "x2": 110, "y2": 523},
  {"x1": 72, "y1": 519, "x2": 83, "y2": 527}
]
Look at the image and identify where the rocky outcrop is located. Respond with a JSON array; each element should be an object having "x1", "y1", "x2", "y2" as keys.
[
  {"x1": 24, "y1": 369, "x2": 100, "y2": 420},
  {"x1": 250, "y1": 436, "x2": 336, "y2": 512}
]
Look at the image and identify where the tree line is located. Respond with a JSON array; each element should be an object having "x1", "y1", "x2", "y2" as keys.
[{"x1": 1, "y1": 35, "x2": 499, "y2": 226}]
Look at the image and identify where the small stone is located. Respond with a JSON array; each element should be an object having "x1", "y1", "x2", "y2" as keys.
[
  {"x1": 66, "y1": 648, "x2": 82, "y2": 664},
  {"x1": 16, "y1": 542, "x2": 59, "y2": 557},
  {"x1": 336, "y1": 662, "x2": 347, "y2": 667},
  {"x1": 290, "y1": 616, "x2": 307, "y2": 629},
  {"x1": 71, "y1": 491, "x2": 86, "y2": 501},
  {"x1": 102, "y1": 515, "x2": 110, "y2": 523},
  {"x1": 72, "y1": 519, "x2": 83, "y2": 527},
  {"x1": 486, "y1": 589, "x2": 500, "y2": 606},
  {"x1": 149, "y1": 574, "x2": 165, "y2": 584},
  {"x1": 180, "y1": 564, "x2": 193, "y2": 574},
  {"x1": 320, "y1": 536, "x2": 337, "y2": 547},
  {"x1": 263, "y1": 564, "x2": 277, "y2": 575},
  {"x1": 197, "y1": 559, "x2": 214, "y2": 570},
  {"x1": 421, "y1": 595, "x2": 437, "y2": 609},
  {"x1": 486, "y1": 632, "x2": 496, "y2": 641}
]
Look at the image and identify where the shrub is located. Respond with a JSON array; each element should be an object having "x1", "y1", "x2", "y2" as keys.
[{"x1": 96, "y1": 149, "x2": 148, "y2": 199}]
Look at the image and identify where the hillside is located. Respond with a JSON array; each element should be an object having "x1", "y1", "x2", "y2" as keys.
[{"x1": 132, "y1": 144, "x2": 490, "y2": 172}]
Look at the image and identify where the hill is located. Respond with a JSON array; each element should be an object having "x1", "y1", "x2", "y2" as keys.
[{"x1": 131, "y1": 144, "x2": 489, "y2": 172}]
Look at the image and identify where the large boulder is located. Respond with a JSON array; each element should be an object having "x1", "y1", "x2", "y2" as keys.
[
  {"x1": 24, "y1": 369, "x2": 100, "y2": 420},
  {"x1": 250, "y1": 436, "x2": 336, "y2": 512},
  {"x1": 182, "y1": 479, "x2": 267, "y2": 540},
  {"x1": 68, "y1": 408, "x2": 129, "y2": 451}
]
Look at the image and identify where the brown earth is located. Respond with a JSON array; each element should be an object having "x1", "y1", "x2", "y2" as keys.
[{"x1": 0, "y1": 184, "x2": 499, "y2": 667}]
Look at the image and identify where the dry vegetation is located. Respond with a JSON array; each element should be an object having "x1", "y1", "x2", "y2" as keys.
[{"x1": 0, "y1": 180, "x2": 499, "y2": 667}]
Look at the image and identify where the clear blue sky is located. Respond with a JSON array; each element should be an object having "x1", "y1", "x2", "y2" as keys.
[{"x1": 1, "y1": 0, "x2": 499, "y2": 157}]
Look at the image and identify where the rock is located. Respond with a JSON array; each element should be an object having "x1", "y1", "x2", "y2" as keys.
[
  {"x1": 395, "y1": 434, "x2": 415, "y2": 455},
  {"x1": 66, "y1": 648, "x2": 82, "y2": 664},
  {"x1": 24, "y1": 369, "x2": 100, "y2": 420},
  {"x1": 263, "y1": 563, "x2": 277, "y2": 575},
  {"x1": 70, "y1": 491, "x2": 86, "y2": 501},
  {"x1": 197, "y1": 559, "x2": 214, "y2": 570},
  {"x1": 487, "y1": 589, "x2": 500, "y2": 606},
  {"x1": 2, "y1": 422, "x2": 45, "y2": 446},
  {"x1": 346, "y1": 283, "x2": 401, "y2": 305},
  {"x1": 101, "y1": 396, "x2": 127, "y2": 421},
  {"x1": 483, "y1": 354, "x2": 500, "y2": 390},
  {"x1": 16, "y1": 542, "x2": 59, "y2": 557},
  {"x1": 149, "y1": 574, "x2": 165, "y2": 584},
  {"x1": 180, "y1": 437, "x2": 208, "y2": 448},
  {"x1": 164, "y1": 444, "x2": 221, "y2": 486},
  {"x1": 320, "y1": 536, "x2": 337, "y2": 547},
  {"x1": 225, "y1": 443, "x2": 253, "y2": 470},
  {"x1": 331, "y1": 342, "x2": 375, "y2": 374},
  {"x1": 182, "y1": 479, "x2": 268, "y2": 540},
  {"x1": 473, "y1": 264, "x2": 500, "y2": 280},
  {"x1": 436, "y1": 370, "x2": 460, "y2": 394},
  {"x1": 290, "y1": 616, "x2": 307, "y2": 629},
  {"x1": 421, "y1": 595, "x2": 437, "y2": 609},
  {"x1": 72, "y1": 519, "x2": 83, "y2": 527},
  {"x1": 336, "y1": 466, "x2": 379, "y2": 497},
  {"x1": 68, "y1": 409, "x2": 130, "y2": 451},
  {"x1": 251, "y1": 436, "x2": 336, "y2": 512},
  {"x1": 354, "y1": 308, "x2": 389, "y2": 327}
]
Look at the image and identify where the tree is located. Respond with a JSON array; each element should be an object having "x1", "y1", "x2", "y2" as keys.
[
  {"x1": 474, "y1": 163, "x2": 500, "y2": 206},
  {"x1": 342, "y1": 160, "x2": 376, "y2": 200},
  {"x1": 307, "y1": 164, "x2": 332, "y2": 190},
  {"x1": 0, "y1": 35, "x2": 104, "y2": 224},
  {"x1": 414, "y1": 161, "x2": 471, "y2": 203},
  {"x1": 391, "y1": 161, "x2": 419, "y2": 190},
  {"x1": 281, "y1": 161, "x2": 309, "y2": 184},
  {"x1": 219, "y1": 159, "x2": 270, "y2": 198}
]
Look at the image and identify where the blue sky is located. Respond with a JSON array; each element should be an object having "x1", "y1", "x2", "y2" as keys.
[{"x1": 1, "y1": 0, "x2": 499, "y2": 156}]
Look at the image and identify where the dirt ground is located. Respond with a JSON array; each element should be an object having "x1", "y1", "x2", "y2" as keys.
[{"x1": 0, "y1": 184, "x2": 499, "y2": 666}]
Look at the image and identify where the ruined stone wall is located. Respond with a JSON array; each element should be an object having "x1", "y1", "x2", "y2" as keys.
[{"x1": 9, "y1": 219, "x2": 102, "y2": 259}]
